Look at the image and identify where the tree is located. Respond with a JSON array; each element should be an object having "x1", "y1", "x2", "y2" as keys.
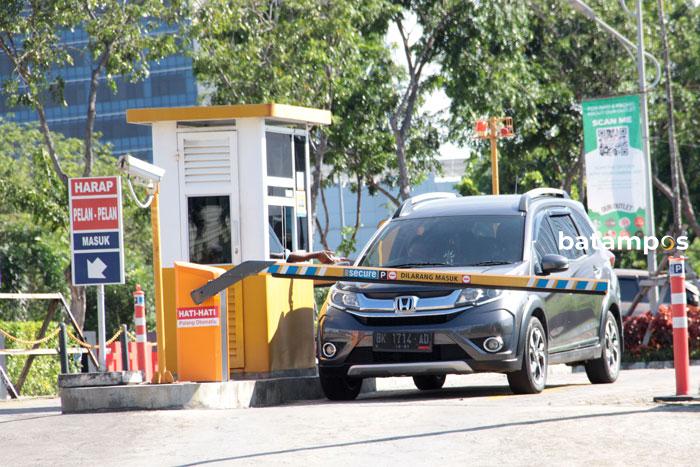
[{"x1": 0, "y1": 0, "x2": 185, "y2": 326}]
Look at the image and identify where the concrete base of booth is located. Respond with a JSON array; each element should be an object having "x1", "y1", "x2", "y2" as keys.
[{"x1": 60, "y1": 376, "x2": 376, "y2": 413}]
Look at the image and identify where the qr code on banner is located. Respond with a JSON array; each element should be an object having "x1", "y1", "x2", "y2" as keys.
[{"x1": 596, "y1": 126, "x2": 629, "y2": 157}]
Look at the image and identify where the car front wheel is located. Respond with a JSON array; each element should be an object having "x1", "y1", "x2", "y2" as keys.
[
  {"x1": 413, "y1": 375, "x2": 446, "y2": 391},
  {"x1": 508, "y1": 316, "x2": 547, "y2": 394},
  {"x1": 319, "y1": 368, "x2": 363, "y2": 401}
]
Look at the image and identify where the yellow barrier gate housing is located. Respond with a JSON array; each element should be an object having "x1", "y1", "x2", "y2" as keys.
[{"x1": 127, "y1": 104, "x2": 330, "y2": 379}]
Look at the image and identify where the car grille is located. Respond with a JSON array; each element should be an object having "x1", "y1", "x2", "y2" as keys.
[
  {"x1": 362, "y1": 290, "x2": 453, "y2": 300},
  {"x1": 351, "y1": 312, "x2": 461, "y2": 326},
  {"x1": 344, "y1": 344, "x2": 470, "y2": 365}
]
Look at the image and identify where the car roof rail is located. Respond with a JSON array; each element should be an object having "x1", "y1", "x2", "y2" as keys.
[
  {"x1": 518, "y1": 188, "x2": 570, "y2": 211},
  {"x1": 392, "y1": 192, "x2": 460, "y2": 218}
]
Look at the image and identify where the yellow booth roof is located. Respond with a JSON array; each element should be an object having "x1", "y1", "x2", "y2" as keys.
[{"x1": 126, "y1": 103, "x2": 331, "y2": 125}]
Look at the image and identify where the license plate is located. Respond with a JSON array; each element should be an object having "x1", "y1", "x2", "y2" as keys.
[{"x1": 373, "y1": 332, "x2": 433, "y2": 353}]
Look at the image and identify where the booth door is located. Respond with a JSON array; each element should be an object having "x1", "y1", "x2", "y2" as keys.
[{"x1": 176, "y1": 131, "x2": 241, "y2": 266}]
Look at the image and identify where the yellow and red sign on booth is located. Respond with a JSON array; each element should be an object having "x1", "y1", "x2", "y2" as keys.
[{"x1": 174, "y1": 262, "x2": 228, "y2": 382}]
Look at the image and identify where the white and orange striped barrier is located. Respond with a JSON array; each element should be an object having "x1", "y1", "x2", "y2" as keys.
[
  {"x1": 669, "y1": 256, "x2": 690, "y2": 396},
  {"x1": 133, "y1": 285, "x2": 152, "y2": 383},
  {"x1": 191, "y1": 260, "x2": 609, "y2": 305}
]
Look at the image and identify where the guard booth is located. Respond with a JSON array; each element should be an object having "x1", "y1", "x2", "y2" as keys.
[{"x1": 126, "y1": 104, "x2": 331, "y2": 380}]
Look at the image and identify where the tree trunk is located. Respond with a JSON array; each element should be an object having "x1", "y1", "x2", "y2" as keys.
[
  {"x1": 395, "y1": 135, "x2": 411, "y2": 201},
  {"x1": 64, "y1": 266, "x2": 87, "y2": 328},
  {"x1": 657, "y1": 0, "x2": 683, "y2": 236},
  {"x1": 310, "y1": 132, "x2": 327, "y2": 225}
]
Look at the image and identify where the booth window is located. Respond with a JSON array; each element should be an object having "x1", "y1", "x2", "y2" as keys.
[
  {"x1": 269, "y1": 205, "x2": 294, "y2": 253},
  {"x1": 266, "y1": 132, "x2": 293, "y2": 178},
  {"x1": 188, "y1": 196, "x2": 232, "y2": 264}
]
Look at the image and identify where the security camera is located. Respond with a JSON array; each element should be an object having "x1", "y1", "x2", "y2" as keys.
[{"x1": 118, "y1": 155, "x2": 165, "y2": 187}]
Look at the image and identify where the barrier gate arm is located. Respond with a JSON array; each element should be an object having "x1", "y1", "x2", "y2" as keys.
[{"x1": 190, "y1": 261, "x2": 609, "y2": 305}]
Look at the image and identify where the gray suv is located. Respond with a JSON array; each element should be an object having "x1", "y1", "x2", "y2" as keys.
[{"x1": 317, "y1": 189, "x2": 622, "y2": 400}]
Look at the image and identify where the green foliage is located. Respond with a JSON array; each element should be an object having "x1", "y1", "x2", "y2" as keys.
[
  {"x1": 336, "y1": 226, "x2": 359, "y2": 259},
  {"x1": 0, "y1": 320, "x2": 81, "y2": 396}
]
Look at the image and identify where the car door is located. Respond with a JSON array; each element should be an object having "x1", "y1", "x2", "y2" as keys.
[
  {"x1": 547, "y1": 210, "x2": 600, "y2": 349},
  {"x1": 531, "y1": 211, "x2": 573, "y2": 351}
]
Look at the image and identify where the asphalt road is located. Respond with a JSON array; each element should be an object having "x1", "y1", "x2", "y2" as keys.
[{"x1": 2, "y1": 367, "x2": 699, "y2": 466}]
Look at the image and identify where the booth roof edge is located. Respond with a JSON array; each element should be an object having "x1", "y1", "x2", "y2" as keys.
[{"x1": 125, "y1": 103, "x2": 332, "y2": 125}]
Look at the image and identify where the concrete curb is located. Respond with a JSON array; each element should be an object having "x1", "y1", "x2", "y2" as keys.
[
  {"x1": 60, "y1": 376, "x2": 376, "y2": 413},
  {"x1": 571, "y1": 360, "x2": 700, "y2": 373}
]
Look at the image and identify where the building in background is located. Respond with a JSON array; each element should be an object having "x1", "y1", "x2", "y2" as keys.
[
  {"x1": 0, "y1": 26, "x2": 197, "y2": 162},
  {"x1": 315, "y1": 148, "x2": 469, "y2": 254}
]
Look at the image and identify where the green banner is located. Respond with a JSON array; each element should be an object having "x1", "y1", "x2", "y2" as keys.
[{"x1": 582, "y1": 95, "x2": 649, "y2": 245}]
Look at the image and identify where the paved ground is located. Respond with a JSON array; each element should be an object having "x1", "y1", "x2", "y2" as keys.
[{"x1": 2, "y1": 367, "x2": 699, "y2": 466}]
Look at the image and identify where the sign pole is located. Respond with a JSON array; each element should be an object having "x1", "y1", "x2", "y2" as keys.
[
  {"x1": 96, "y1": 284, "x2": 106, "y2": 372},
  {"x1": 151, "y1": 188, "x2": 173, "y2": 383},
  {"x1": 489, "y1": 117, "x2": 500, "y2": 195},
  {"x1": 635, "y1": 0, "x2": 659, "y2": 314}
]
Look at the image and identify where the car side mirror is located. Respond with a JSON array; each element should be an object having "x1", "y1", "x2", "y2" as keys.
[{"x1": 541, "y1": 254, "x2": 569, "y2": 274}]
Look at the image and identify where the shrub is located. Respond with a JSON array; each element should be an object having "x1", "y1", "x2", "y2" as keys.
[
  {"x1": 623, "y1": 305, "x2": 700, "y2": 362},
  {"x1": 0, "y1": 320, "x2": 80, "y2": 396}
]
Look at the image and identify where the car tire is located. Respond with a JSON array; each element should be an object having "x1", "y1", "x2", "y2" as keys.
[
  {"x1": 319, "y1": 368, "x2": 363, "y2": 401},
  {"x1": 585, "y1": 311, "x2": 621, "y2": 384},
  {"x1": 413, "y1": 375, "x2": 446, "y2": 391},
  {"x1": 508, "y1": 316, "x2": 547, "y2": 394}
]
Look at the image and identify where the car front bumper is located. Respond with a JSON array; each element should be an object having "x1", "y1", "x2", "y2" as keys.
[{"x1": 318, "y1": 299, "x2": 523, "y2": 377}]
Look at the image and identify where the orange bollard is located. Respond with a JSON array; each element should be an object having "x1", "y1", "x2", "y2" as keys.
[
  {"x1": 669, "y1": 257, "x2": 690, "y2": 396},
  {"x1": 133, "y1": 285, "x2": 152, "y2": 383}
]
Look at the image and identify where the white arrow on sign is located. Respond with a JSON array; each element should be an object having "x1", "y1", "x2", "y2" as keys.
[{"x1": 87, "y1": 257, "x2": 107, "y2": 279}]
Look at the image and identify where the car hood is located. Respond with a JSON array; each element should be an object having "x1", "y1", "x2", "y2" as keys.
[{"x1": 339, "y1": 262, "x2": 530, "y2": 294}]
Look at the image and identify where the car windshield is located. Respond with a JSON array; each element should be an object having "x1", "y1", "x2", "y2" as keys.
[{"x1": 359, "y1": 215, "x2": 525, "y2": 268}]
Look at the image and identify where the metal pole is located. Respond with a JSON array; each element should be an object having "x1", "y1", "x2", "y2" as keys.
[
  {"x1": 96, "y1": 285, "x2": 106, "y2": 372},
  {"x1": 120, "y1": 324, "x2": 130, "y2": 372},
  {"x1": 636, "y1": 0, "x2": 659, "y2": 313},
  {"x1": 151, "y1": 188, "x2": 173, "y2": 383},
  {"x1": 489, "y1": 117, "x2": 500, "y2": 195},
  {"x1": 338, "y1": 175, "x2": 346, "y2": 228},
  {"x1": 59, "y1": 323, "x2": 69, "y2": 374}
]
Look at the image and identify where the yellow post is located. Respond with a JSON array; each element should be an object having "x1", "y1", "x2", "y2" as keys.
[
  {"x1": 489, "y1": 117, "x2": 500, "y2": 195},
  {"x1": 150, "y1": 187, "x2": 174, "y2": 383}
]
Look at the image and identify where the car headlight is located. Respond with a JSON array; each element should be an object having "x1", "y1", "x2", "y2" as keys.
[
  {"x1": 330, "y1": 288, "x2": 359, "y2": 309},
  {"x1": 455, "y1": 288, "x2": 501, "y2": 306}
]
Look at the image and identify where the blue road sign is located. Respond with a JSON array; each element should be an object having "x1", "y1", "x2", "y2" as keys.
[
  {"x1": 72, "y1": 232, "x2": 121, "y2": 251},
  {"x1": 73, "y1": 251, "x2": 123, "y2": 285}
]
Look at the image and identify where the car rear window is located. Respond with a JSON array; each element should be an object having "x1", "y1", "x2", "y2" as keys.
[
  {"x1": 619, "y1": 277, "x2": 646, "y2": 302},
  {"x1": 359, "y1": 215, "x2": 525, "y2": 268}
]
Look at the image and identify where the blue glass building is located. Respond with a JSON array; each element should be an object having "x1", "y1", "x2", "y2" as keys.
[{"x1": 0, "y1": 27, "x2": 197, "y2": 161}]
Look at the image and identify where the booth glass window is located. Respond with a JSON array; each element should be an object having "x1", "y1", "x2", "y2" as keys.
[
  {"x1": 266, "y1": 132, "x2": 293, "y2": 178},
  {"x1": 269, "y1": 205, "x2": 295, "y2": 253},
  {"x1": 188, "y1": 196, "x2": 232, "y2": 264}
]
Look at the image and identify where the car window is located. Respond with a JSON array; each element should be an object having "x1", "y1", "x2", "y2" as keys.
[
  {"x1": 618, "y1": 277, "x2": 647, "y2": 303},
  {"x1": 549, "y1": 214, "x2": 585, "y2": 259},
  {"x1": 359, "y1": 214, "x2": 525, "y2": 267},
  {"x1": 533, "y1": 216, "x2": 558, "y2": 270},
  {"x1": 571, "y1": 210, "x2": 596, "y2": 242}
]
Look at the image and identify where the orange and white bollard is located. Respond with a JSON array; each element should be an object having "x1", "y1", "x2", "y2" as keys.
[
  {"x1": 133, "y1": 285, "x2": 151, "y2": 382},
  {"x1": 669, "y1": 257, "x2": 690, "y2": 396},
  {"x1": 653, "y1": 257, "x2": 698, "y2": 402}
]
